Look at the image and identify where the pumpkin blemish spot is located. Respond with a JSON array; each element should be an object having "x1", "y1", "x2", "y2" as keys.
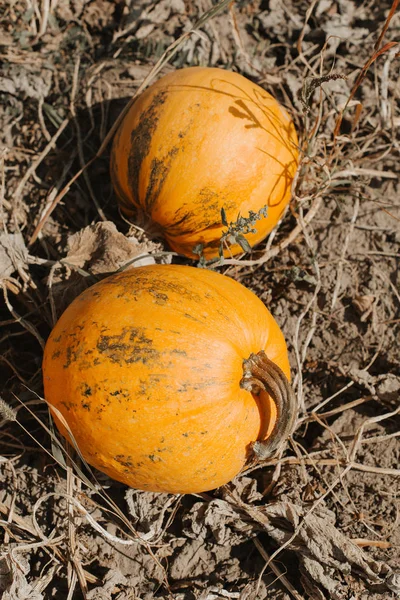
[
  {"x1": 115, "y1": 455, "x2": 133, "y2": 467},
  {"x1": 148, "y1": 454, "x2": 162, "y2": 463},
  {"x1": 63, "y1": 345, "x2": 81, "y2": 369},
  {"x1": 127, "y1": 91, "x2": 167, "y2": 210},
  {"x1": 144, "y1": 146, "x2": 179, "y2": 212}
]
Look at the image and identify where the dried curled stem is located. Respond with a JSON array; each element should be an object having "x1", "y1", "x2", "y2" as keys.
[{"x1": 240, "y1": 351, "x2": 298, "y2": 459}]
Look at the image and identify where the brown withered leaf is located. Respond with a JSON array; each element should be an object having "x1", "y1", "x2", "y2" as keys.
[
  {"x1": 125, "y1": 489, "x2": 179, "y2": 542},
  {"x1": 49, "y1": 222, "x2": 160, "y2": 315},
  {"x1": 0, "y1": 232, "x2": 28, "y2": 280},
  {"x1": 65, "y1": 221, "x2": 157, "y2": 274},
  {"x1": 182, "y1": 493, "x2": 398, "y2": 599},
  {"x1": 352, "y1": 294, "x2": 376, "y2": 321},
  {"x1": 1, "y1": 555, "x2": 44, "y2": 600},
  {"x1": 183, "y1": 498, "x2": 258, "y2": 547}
]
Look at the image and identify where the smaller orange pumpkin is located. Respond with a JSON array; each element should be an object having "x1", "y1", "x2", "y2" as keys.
[
  {"x1": 42, "y1": 265, "x2": 297, "y2": 494},
  {"x1": 111, "y1": 67, "x2": 299, "y2": 259}
]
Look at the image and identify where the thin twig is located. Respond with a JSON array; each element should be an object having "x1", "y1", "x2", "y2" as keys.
[
  {"x1": 253, "y1": 538, "x2": 306, "y2": 600},
  {"x1": 331, "y1": 196, "x2": 360, "y2": 311},
  {"x1": 1, "y1": 283, "x2": 45, "y2": 349},
  {"x1": 11, "y1": 118, "x2": 69, "y2": 209}
]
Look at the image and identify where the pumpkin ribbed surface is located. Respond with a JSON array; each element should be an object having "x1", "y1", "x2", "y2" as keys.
[
  {"x1": 42, "y1": 265, "x2": 290, "y2": 494},
  {"x1": 110, "y1": 67, "x2": 299, "y2": 258}
]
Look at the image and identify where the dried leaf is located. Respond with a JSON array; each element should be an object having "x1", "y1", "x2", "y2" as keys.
[
  {"x1": 0, "y1": 64, "x2": 53, "y2": 100},
  {"x1": 352, "y1": 294, "x2": 375, "y2": 320},
  {"x1": 183, "y1": 499, "x2": 259, "y2": 546},
  {"x1": 376, "y1": 375, "x2": 400, "y2": 406},
  {"x1": 0, "y1": 232, "x2": 28, "y2": 280},
  {"x1": 184, "y1": 495, "x2": 397, "y2": 598},
  {"x1": 86, "y1": 570, "x2": 130, "y2": 600},
  {"x1": 258, "y1": 502, "x2": 393, "y2": 597},
  {"x1": 1, "y1": 555, "x2": 44, "y2": 600},
  {"x1": 169, "y1": 537, "x2": 240, "y2": 582},
  {"x1": 65, "y1": 221, "x2": 156, "y2": 274},
  {"x1": 125, "y1": 489, "x2": 177, "y2": 542},
  {"x1": 83, "y1": 0, "x2": 116, "y2": 29}
]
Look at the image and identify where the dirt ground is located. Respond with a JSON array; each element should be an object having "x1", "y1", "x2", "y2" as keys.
[{"x1": 1, "y1": 0, "x2": 400, "y2": 598}]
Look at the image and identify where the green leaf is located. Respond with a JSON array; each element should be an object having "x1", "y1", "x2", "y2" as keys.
[
  {"x1": 236, "y1": 234, "x2": 252, "y2": 253},
  {"x1": 228, "y1": 234, "x2": 237, "y2": 245},
  {"x1": 220, "y1": 207, "x2": 228, "y2": 227},
  {"x1": 192, "y1": 243, "x2": 204, "y2": 256}
]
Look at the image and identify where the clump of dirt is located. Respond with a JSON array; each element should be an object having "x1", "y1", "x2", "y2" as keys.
[{"x1": 1, "y1": 0, "x2": 399, "y2": 599}]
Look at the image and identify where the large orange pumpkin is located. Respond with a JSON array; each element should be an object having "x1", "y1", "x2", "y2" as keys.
[
  {"x1": 110, "y1": 67, "x2": 299, "y2": 259},
  {"x1": 42, "y1": 265, "x2": 297, "y2": 494}
]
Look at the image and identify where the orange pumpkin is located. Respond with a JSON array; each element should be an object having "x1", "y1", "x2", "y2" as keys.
[
  {"x1": 111, "y1": 67, "x2": 299, "y2": 259},
  {"x1": 42, "y1": 265, "x2": 296, "y2": 494}
]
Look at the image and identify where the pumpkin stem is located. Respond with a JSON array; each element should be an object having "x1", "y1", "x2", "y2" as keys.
[{"x1": 240, "y1": 350, "x2": 297, "y2": 459}]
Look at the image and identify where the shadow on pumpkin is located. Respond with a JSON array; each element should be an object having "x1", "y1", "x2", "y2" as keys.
[{"x1": 162, "y1": 77, "x2": 300, "y2": 193}]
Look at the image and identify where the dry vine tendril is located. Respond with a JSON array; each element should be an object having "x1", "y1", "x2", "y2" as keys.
[{"x1": 240, "y1": 351, "x2": 298, "y2": 459}]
